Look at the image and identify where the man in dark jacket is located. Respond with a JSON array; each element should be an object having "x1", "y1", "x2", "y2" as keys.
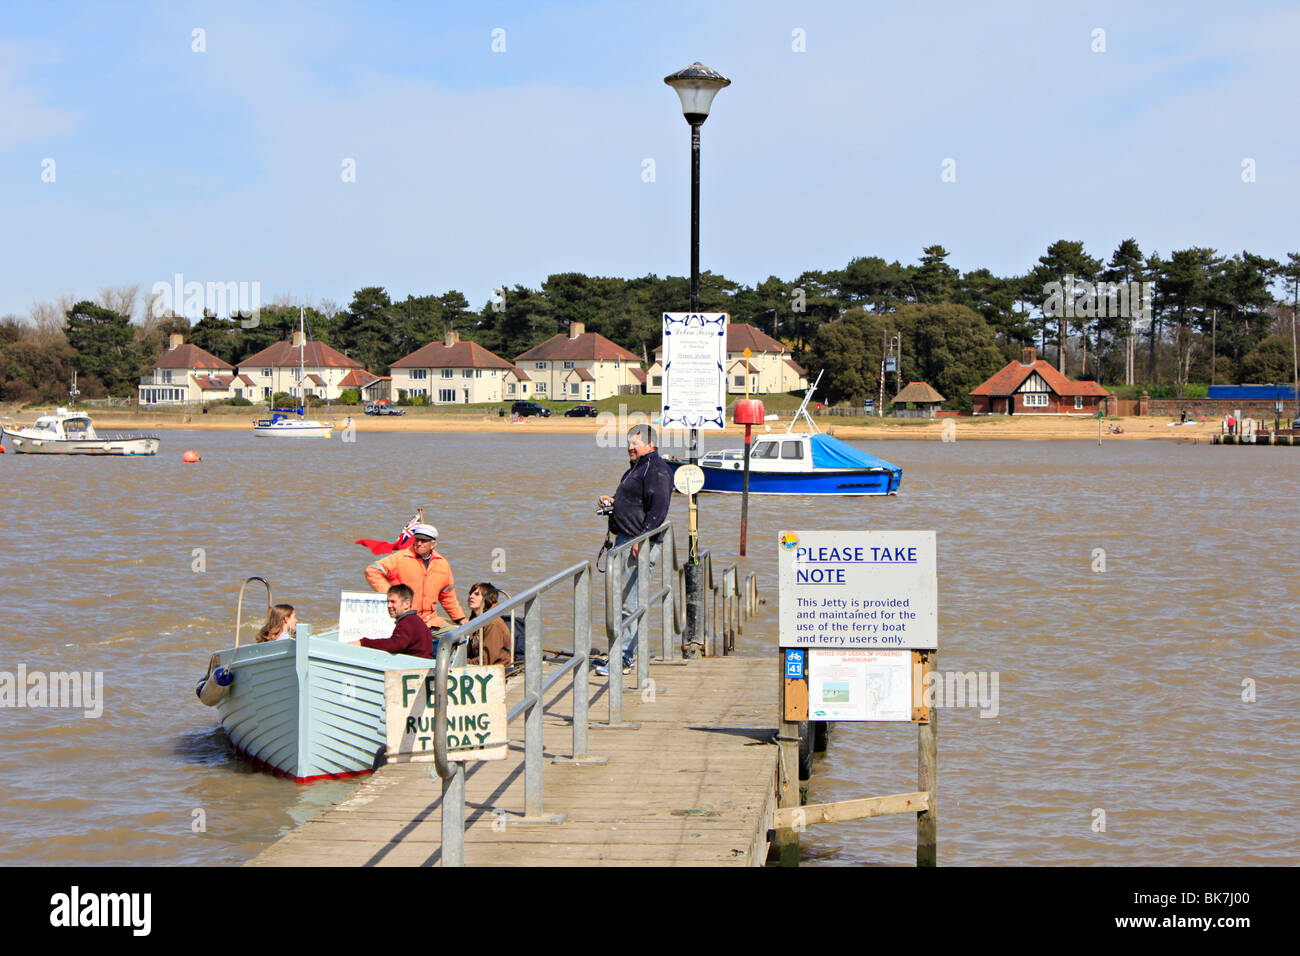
[
  {"x1": 596, "y1": 424, "x2": 673, "y2": 675},
  {"x1": 356, "y1": 584, "x2": 434, "y2": 658}
]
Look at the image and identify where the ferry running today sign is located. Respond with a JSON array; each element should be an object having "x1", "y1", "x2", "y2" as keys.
[{"x1": 778, "y1": 530, "x2": 937, "y2": 649}]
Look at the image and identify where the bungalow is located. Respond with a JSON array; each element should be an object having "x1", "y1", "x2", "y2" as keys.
[
  {"x1": 338, "y1": 368, "x2": 390, "y2": 403},
  {"x1": 389, "y1": 330, "x2": 514, "y2": 404},
  {"x1": 646, "y1": 323, "x2": 807, "y2": 395},
  {"x1": 971, "y1": 348, "x2": 1110, "y2": 415},
  {"x1": 513, "y1": 322, "x2": 641, "y2": 401},
  {"x1": 138, "y1": 334, "x2": 251, "y2": 405},
  {"x1": 237, "y1": 331, "x2": 365, "y2": 402}
]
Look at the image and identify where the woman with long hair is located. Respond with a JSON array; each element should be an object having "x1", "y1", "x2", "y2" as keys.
[
  {"x1": 466, "y1": 583, "x2": 511, "y2": 666},
  {"x1": 255, "y1": 604, "x2": 297, "y2": 643}
]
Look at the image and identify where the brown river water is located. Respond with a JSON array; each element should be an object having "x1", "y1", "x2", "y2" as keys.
[{"x1": 0, "y1": 429, "x2": 1296, "y2": 866}]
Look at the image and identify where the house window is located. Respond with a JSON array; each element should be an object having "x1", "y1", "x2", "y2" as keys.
[
  {"x1": 734, "y1": 375, "x2": 745, "y2": 387},
  {"x1": 507, "y1": 383, "x2": 516, "y2": 395},
  {"x1": 261, "y1": 368, "x2": 272, "y2": 377},
  {"x1": 1023, "y1": 393, "x2": 1048, "y2": 407},
  {"x1": 1074, "y1": 395, "x2": 1083, "y2": 409},
  {"x1": 536, "y1": 382, "x2": 547, "y2": 394},
  {"x1": 439, "y1": 389, "x2": 456, "y2": 403},
  {"x1": 652, "y1": 376, "x2": 662, "y2": 387},
  {"x1": 535, "y1": 362, "x2": 547, "y2": 370},
  {"x1": 571, "y1": 383, "x2": 579, "y2": 394},
  {"x1": 410, "y1": 369, "x2": 427, "y2": 380},
  {"x1": 463, "y1": 369, "x2": 473, "y2": 378},
  {"x1": 263, "y1": 387, "x2": 271, "y2": 398},
  {"x1": 441, "y1": 369, "x2": 454, "y2": 378},
  {"x1": 476, "y1": 370, "x2": 483, "y2": 378},
  {"x1": 563, "y1": 361, "x2": 575, "y2": 369}
]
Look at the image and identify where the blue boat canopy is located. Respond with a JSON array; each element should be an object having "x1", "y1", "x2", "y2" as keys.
[{"x1": 809, "y1": 433, "x2": 899, "y2": 471}]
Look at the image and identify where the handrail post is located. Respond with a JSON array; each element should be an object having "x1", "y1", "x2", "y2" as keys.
[
  {"x1": 523, "y1": 595, "x2": 543, "y2": 818},
  {"x1": 607, "y1": 551, "x2": 625, "y2": 724},
  {"x1": 635, "y1": 539, "x2": 651, "y2": 685},
  {"x1": 572, "y1": 567, "x2": 591, "y2": 759},
  {"x1": 433, "y1": 634, "x2": 465, "y2": 866}
]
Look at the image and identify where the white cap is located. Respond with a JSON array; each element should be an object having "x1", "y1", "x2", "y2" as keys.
[{"x1": 412, "y1": 523, "x2": 438, "y2": 540}]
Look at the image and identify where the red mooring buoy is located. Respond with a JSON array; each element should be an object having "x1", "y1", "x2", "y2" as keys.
[{"x1": 182, "y1": 449, "x2": 201, "y2": 463}]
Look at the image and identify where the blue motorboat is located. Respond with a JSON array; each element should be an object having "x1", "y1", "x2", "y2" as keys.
[{"x1": 668, "y1": 374, "x2": 903, "y2": 496}]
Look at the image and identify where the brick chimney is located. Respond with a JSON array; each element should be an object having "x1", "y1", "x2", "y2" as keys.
[
  {"x1": 444, "y1": 329, "x2": 459, "y2": 347},
  {"x1": 168, "y1": 333, "x2": 184, "y2": 350},
  {"x1": 1021, "y1": 346, "x2": 1036, "y2": 366},
  {"x1": 292, "y1": 330, "x2": 306, "y2": 347},
  {"x1": 569, "y1": 321, "x2": 584, "y2": 340}
]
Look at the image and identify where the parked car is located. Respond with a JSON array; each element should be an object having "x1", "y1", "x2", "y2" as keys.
[
  {"x1": 564, "y1": 404, "x2": 598, "y2": 418},
  {"x1": 511, "y1": 401, "x2": 551, "y2": 418},
  {"x1": 365, "y1": 402, "x2": 404, "y2": 416}
]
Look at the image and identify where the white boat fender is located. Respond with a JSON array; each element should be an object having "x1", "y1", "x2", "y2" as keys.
[{"x1": 196, "y1": 653, "x2": 234, "y2": 706}]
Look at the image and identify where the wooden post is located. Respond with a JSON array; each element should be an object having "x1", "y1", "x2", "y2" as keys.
[
  {"x1": 917, "y1": 651, "x2": 937, "y2": 867},
  {"x1": 775, "y1": 668, "x2": 801, "y2": 866}
]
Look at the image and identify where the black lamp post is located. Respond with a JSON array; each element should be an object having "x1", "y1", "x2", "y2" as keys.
[{"x1": 665, "y1": 61, "x2": 729, "y2": 655}]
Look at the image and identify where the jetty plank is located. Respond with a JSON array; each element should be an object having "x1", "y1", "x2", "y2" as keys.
[{"x1": 247, "y1": 656, "x2": 779, "y2": 867}]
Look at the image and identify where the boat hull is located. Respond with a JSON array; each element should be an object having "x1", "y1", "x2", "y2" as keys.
[
  {"x1": 2, "y1": 430, "x2": 159, "y2": 456},
  {"x1": 213, "y1": 633, "x2": 431, "y2": 782},
  {"x1": 689, "y1": 463, "x2": 900, "y2": 496},
  {"x1": 251, "y1": 422, "x2": 333, "y2": 439}
]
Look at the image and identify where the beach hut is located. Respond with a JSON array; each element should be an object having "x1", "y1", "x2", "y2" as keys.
[{"x1": 891, "y1": 381, "x2": 946, "y2": 418}]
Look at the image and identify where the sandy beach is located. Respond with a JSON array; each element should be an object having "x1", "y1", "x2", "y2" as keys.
[{"x1": 0, "y1": 404, "x2": 1220, "y2": 441}]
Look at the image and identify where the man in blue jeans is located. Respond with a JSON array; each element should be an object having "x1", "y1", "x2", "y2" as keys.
[{"x1": 595, "y1": 424, "x2": 673, "y2": 676}]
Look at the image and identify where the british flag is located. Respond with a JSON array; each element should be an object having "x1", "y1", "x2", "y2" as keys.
[{"x1": 355, "y1": 513, "x2": 421, "y2": 555}]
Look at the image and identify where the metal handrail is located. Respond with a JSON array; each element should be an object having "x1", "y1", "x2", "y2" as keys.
[
  {"x1": 232, "y1": 576, "x2": 272, "y2": 651},
  {"x1": 431, "y1": 561, "x2": 592, "y2": 866},
  {"x1": 603, "y1": 521, "x2": 683, "y2": 724},
  {"x1": 700, "y1": 552, "x2": 759, "y2": 656}
]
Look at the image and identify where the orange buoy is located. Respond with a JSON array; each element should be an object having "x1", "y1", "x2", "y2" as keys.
[{"x1": 182, "y1": 449, "x2": 201, "y2": 463}]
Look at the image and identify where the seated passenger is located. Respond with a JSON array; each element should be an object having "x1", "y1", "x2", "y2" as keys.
[
  {"x1": 351, "y1": 584, "x2": 434, "y2": 659},
  {"x1": 466, "y1": 582, "x2": 512, "y2": 666},
  {"x1": 256, "y1": 604, "x2": 297, "y2": 643}
]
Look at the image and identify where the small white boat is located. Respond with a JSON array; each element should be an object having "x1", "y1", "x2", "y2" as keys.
[
  {"x1": 251, "y1": 306, "x2": 335, "y2": 439},
  {"x1": 1, "y1": 408, "x2": 159, "y2": 456}
]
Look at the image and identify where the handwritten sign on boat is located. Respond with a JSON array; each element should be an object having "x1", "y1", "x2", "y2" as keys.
[
  {"x1": 338, "y1": 591, "x2": 392, "y2": 644},
  {"x1": 384, "y1": 666, "x2": 508, "y2": 762}
]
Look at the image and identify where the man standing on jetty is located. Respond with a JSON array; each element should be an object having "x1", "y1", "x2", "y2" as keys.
[
  {"x1": 596, "y1": 424, "x2": 673, "y2": 676},
  {"x1": 364, "y1": 523, "x2": 467, "y2": 635}
]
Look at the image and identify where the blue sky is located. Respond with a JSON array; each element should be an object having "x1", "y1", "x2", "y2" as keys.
[{"x1": 2, "y1": 1, "x2": 1297, "y2": 320}]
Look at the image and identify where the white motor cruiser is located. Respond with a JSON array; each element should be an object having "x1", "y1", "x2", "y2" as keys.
[{"x1": 1, "y1": 408, "x2": 160, "y2": 456}]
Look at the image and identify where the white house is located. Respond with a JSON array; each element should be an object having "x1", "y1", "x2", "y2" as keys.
[
  {"x1": 389, "y1": 330, "x2": 515, "y2": 404},
  {"x1": 138, "y1": 334, "x2": 250, "y2": 405},
  {"x1": 646, "y1": 323, "x2": 807, "y2": 395},
  {"x1": 512, "y1": 322, "x2": 642, "y2": 402},
  {"x1": 237, "y1": 331, "x2": 365, "y2": 401}
]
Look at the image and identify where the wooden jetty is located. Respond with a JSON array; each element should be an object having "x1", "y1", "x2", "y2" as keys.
[{"x1": 247, "y1": 656, "x2": 785, "y2": 867}]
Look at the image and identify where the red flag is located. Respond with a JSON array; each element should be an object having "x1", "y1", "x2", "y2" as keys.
[{"x1": 355, "y1": 514, "x2": 420, "y2": 556}]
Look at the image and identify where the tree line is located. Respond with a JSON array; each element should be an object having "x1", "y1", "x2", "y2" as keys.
[{"x1": 3, "y1": 240, "x2": 1297, "y2": 407}]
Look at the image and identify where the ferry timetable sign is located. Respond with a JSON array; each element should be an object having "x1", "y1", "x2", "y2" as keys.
[
  {"x1": 660, "y1": 312, "x2": 727, "y2": 431},
  {"x1": 778, "y1": 530, "x2": 937, "y2": 649}
]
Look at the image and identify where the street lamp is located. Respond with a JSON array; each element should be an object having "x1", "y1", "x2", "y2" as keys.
[{"x1": 665, "y1": 60, "x2": 729, "y2": 656}]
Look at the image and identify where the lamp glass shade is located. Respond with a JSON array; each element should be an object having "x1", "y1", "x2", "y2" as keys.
[{"x1": 664, "y1": 62, "x2": 731, "y2": 123}]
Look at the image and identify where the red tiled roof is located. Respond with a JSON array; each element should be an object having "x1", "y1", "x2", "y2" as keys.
[
  {"x1": 505, "y1": 366, "x2": 531, "y2": 381},
  {"x1": 629, "y1": 368, "x2": 646, "y2": 382},
  {"x1": 241, "y1": 339, "x2": 361, "y2": 369},
  {"x1": 192, "y1": 374, "x2": 233, "y2": 391},
  {"x1": 236, "y1": 374, "x2": 255, "y2": 386},
  {"x1": 338, "y1": 369, "x2": 380, "y2": 388},
  {"x1": 728, "y1": 359, "x2": 759, "y2": 373},
  {"x1": 515, "y1": 332, "x2": 639, "y2": 363},
  {"x1": 566, "y1": 368, "x2": 596, "y2": 382},
  {"x1": 153, "y1": 343, "x2": 233, "y2": 372},
  {"x1": 784, "y1": 357, "x2": 806, "y2": 376},
  {"x1": 971, "y1": 359, "x2": 1111, "y2": 398},
  {"x1": 305, "y1": 373, "x2": 326, "y2": 387},
  {"x1": 391, "y1": 340, "x2": 513, "y2": 370}
]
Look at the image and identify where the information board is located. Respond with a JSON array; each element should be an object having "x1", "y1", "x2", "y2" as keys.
[
  {"x1": 809, "y1": 649, "x2": 912, "y2": 720},
  {"x1": 384, "y1": 666, "x2": 508, "y2": 762},
  {"x1": 338, "y1": 591, "x2": 392, "y2": 644},
  {"x1": 661, "y1": 312, "x2": 727, "y2": 430},
  {"x1": 778, "y1": 530, "x2": 937, "y2": 649}
]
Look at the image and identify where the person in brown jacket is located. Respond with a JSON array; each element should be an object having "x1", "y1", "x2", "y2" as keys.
[
  {"x1": 363, "y1": 523, "x2": 467, "y2": 633},
  {"x1": 466, "y1": 582, "x2": 512, "y2": 666}
]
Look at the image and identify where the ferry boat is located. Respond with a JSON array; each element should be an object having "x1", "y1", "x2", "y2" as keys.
[
  {"x1": 668, "y1": 374, "x2": 902, "y2": 496},
  {"x1": 1, "y1": 407, "x2": 159, "y2": 456}
]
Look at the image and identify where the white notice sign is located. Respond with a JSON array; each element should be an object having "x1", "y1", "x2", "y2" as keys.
[
  {"x1": 778, "y1": 530, "x2": 937, "y2": 649},
  {"x1": 809, "y1": 649, "x2": 912, "y2": 721},
  {"x1": 338, "y1": 591, "x2": 392, "y2": 644},
  {"x1": 661, "y1": 312, "x2": 727, "y2": 430},
  {"x1": 384, "y1": 666, "x2": 508, "y2": 762}
]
